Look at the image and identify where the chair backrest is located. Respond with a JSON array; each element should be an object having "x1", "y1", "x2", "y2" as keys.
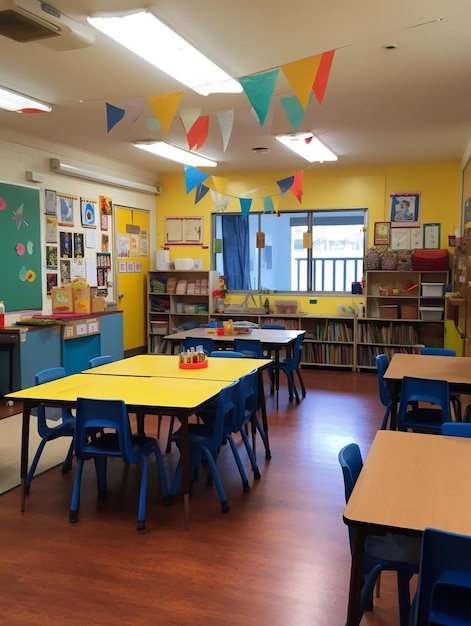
[
  {"x1": 232, "y1": 369, "x2": 258, "y2": 432},
  {"x1": 261, "y1": 324, "x2": 286, "y2": 330},
  {"x1": 338, "y1": 442, "x2": 363, "y2": 503},
  {"x1": 441, "y1": 422, "x2": 471, "y2": 437},
  {"x1": 233, "y1": 338, "x2": 263, "y2": 358},
  {"x1": 397, "y1": 376, "x2": 451, "y2": 431},
  {"x1": 89, "y1": 355, "x2": 113, "y2": 368},
  {"x1": 412, "y1": 527, "x2": 471, "y2": 625},
  {"x1": 183, "y1": 337, "x2": 214, "y2": 355},
  {"x1": 420, "y1": 347, "x2": 456, "y2": 357},
  {"x1": 208, "y1": 380, "x2": 239, "y2": 448},
  {"x1": 34, "y1": 367, "x2": 69, "y2": 434},
  {"x1": 281, "y1": 333, "x2": 304, "y2": 368},
  {"x1": 210, "y1": 350, "x2": 245, "y2": 358},
  {"x1": 74, "y1": 397, "x2": 136, "y2": 463},
  {"x1": 375, "y1": 354, "x2": 392, "y2": 409}
]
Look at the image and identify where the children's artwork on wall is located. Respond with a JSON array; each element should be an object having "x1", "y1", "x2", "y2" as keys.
[
  {"x1": 59, "y1": 231, "x2": 73, "y2": 258},
  {"x1": 45, "y1": 189, "x2": 56, "y2": 216},
  {"x1": 45, "y1": 215, "x2": 58, "y2": 243},
  {"x1": 73, "y1": 232, "x2": 84, "y2": 258},
  {"x1": 100, "y1": 195, "x2": 113, "y2": 215},
  {"x1": 101, "y1": 234, "x2": 109, "y2": 252},
  {"x1": 140, "y1": 231, "x2": 148, "y2": 256},
  {"x1": 135, "y1": 261, "x2": 142, "y2": 273},
  {"x1": 72, "y1": 258, "x2": 85, "y2": 279},
  {"x1": 57, "y1": 193, "x2": 76, "y2": 227},
  {"x1": 118, "y1": 261, "x2": 127, "y2": 273},
  {"x1": 423, "y1": 223, "x2": 441, "y2": 249},
  {"x1": 374, "y1": 222, "x2": 390, "y2": 246},
  {"x1": 390, "y1": 228, "x2": 411, "y2": 250},
  {"x1": 130, "y1": 233, "x2": 139, "y2": 257},
  {"x1": 46, "y1": 272, "x2": 57, "y2": 295},
  {"x1": 117, "y1": 234, "x2": 130, "y2": 257},
  {"x1": 101, "y1": 212, "x2": 109, "y2": 231},
  {"x1": 390, "y1": 192, "x2": 420, "y2": 227},
  {"x1": 126, "y1": 261, "x2": 135, "y2": 273},
  {"x1": 81, "y1": 198, "x2": 97, "y2": 228},
  {"x1": 46, "y1": 245, "x2": 58, "y2": 269},
  {"x1": 410, "y1": 227, "x2": 423, "y2": 249},
  {"x1": 60, "y1": 259, "x2": 71, "y2": 284}
]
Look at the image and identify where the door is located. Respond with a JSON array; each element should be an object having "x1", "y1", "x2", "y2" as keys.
[{"x1": 115, "y1": 206, "x2": 150, "y2": 353}]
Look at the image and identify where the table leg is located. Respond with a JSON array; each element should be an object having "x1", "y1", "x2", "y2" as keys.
[
  {"x1": 181, "y1": 415, "x2": 190, "y2": 530},
  {"x1": 20, "y1": 400, "x2": 31, "y2": 512},
  {"x1": 390, "y1": 381, "x2": 400, "y2": 430},
  {"x1": 346, "y1": 526, "x2": 366, "y2": 626}
]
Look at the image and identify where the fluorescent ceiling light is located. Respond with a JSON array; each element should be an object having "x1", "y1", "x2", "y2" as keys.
[
  {"x1": 134, "y1": 142, "x2": 217, "y2": 167},
  {"x1": 0, "y1": 86, "x2": 51, "y2": 112},
  {"x1": 88, "y1": 11, "x2": 242, "y2": 96},
  {"x1": 276, "y1": 132, "x2": 338, "y2": 163}
]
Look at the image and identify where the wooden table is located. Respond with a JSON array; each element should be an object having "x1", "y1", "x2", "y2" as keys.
[
  {"x1": 343, "y1": 429, "x2": 471, "y2": 625},
  {"x1": 384, "y1": 353, "x2": 471, "y2": 429},
  {"x1": 84, "y1": 354, "x2": 273, "y2": 458},
  {"x1": 6, "y1": 373, "x2": 231, "y2": 529}
]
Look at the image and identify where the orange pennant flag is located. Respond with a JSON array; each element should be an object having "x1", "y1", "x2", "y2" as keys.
[
  {"x1": 186, "y1": 116, "x2": 209, "y2": 150},
  {"x1": 312, "y1": 50, "x2": 335, "y2": 105},
  {"x1": 290, "y1": 171, "x2": 304, "y2": 204},
  {"x1": 147, "y1": 92, "x2": 183, "y2": 135},
  {"x1": 281, "y1": 55, "x2": 322, "y2": 110}
]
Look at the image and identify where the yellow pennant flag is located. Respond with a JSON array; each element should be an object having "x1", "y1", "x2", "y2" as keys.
[
  {"x1": 210, "y1": 175, "x2": 229, "y2": 197},
  {"x1": 281, "y1": 54, "x2": 322, "y2": 110},
  {"x1": 147, "y1": 92, "x2": 183, "y2": 135}
]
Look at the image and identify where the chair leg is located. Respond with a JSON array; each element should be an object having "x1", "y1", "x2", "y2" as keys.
[
  {"x1": 200, "y1": 446, "x2": 230, "y2": 513},
  {"x1": 295, "y1": 367, "x2": 306, "y2": 397},
  {"x1": 380, "y1": 406, "x2": 391, "y2": 430},
  {"x1": 69, "y1": 458, "x2": 84, "y2": 523},
  {"x1": 136, "y1": 456, "x2": 148, "y2": 531},
  {"x1": 61, "y1": 438, "x2": 75, "y2": 474},
  {"x1": 239, "y1": 428, "x2": 261, "y2": 480},
  {"x1": 226, "y1": 434, "x2": 251, "y2": 492},
  {"x1": 25, "y1": 438, "x2": 48, "y2": 492},
  {"x1": 397, "y1": 571, "x2": 413, "y2": 626},
  {"x1": 451, "y1": 396, "x2": 462, "y2": 421},
  {"x1": 165, "y1": 416, "x2": 176, "y2": 453}
]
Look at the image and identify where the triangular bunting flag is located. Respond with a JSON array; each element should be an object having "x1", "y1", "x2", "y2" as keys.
[
  {"x1": 239, "y1": 198, "x2": 252, "y2": 220},
  {"x1": 211, "y1": 175, "x2": 229, "y2": 197},
  {"x1": 210, "y1": 189, "x2": 229, "y2": 211},
  {"x1": 106, "y1": 103, "x2": 125, "y2": 133},
  {"x1": 146, "y1": 117, "x2": 161, "y2": 132},
  {"x1": 180, "y1": 107, "x2": 201, "y2": 133},
  {"x1": 147, "y1": 92, "x2": 183, "y2": 135},
  {"x1": 276, "y1": 175, "x2": 295, "y2": 194},
  {"x1": 239, "y1": 69, "x2": 279, "y2": 126},
  {"x1": 195, "y1": 184, "x2": 210, "y2": 204},
  {"x1": 290, "y1": 171, "x2": 304, "y2": 204},
  {"x1": 185, "y1": 165, "x2": 210, "y2": 195},
  {"x1": 217, "y1": 110, "x2": 234, "y2": 152},
  {"x1": 280, "y1": 94, "x2": 312, "y2": 132},
  {"x1": 186, "y1": 116, "x2": 209, "y2": 150},
  {"x1": 263, "y1": 196, "x2": 275, "y2": 213},
  {"x1": 121, "y1": 98, "x2": 146, "y2": 124},
  {"x1": 312, "y1": 50, "x2": 335, "y2": 105},
  {"x1": 281, "y1": 55, "x2": 322, "y2": 110}
]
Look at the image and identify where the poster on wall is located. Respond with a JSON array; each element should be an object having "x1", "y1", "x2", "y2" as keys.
[
  {"x1": 81, "y1": 198, "x2": 97, "y2": 228},
  {"x1": 57, "y1": 193, "x2": 76, "y2": 227},
  {"x1": 389, "y1": 192, "x2": 420, "y2": 227}
]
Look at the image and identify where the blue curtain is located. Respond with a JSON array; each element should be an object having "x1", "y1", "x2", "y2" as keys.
[{"x1": 222, "y1": 216, "x2": 251, "y2": 290}]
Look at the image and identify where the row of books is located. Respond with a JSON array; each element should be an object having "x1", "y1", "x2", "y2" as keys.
[
  {"x1": 357, "y1": 322, "x2": 419, "y2": 345},
  {"x1": 302, "y1": 342, "x2": 353, "y2": 365},
  {"x1": 305, "y1": 321, "x2": 354, "y2": 342},
  {"x1": 356, "y1": 345, "x2": 418, "y2": 367}
]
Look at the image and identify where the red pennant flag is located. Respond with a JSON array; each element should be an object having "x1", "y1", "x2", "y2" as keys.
[
  {"x1": 312, "y1": 50, "x2": 335, "y2": 105},
  {"x1": 186, "y1": 116, "x2": 209, "y2": 150},
  {"x1": 290, "y1": 171, "x2": 304, "y2": 204}
]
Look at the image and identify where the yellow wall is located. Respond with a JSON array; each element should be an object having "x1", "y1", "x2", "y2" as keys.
[{"x1": 158, "y1": 161, "x2": 460, "y2": 284}]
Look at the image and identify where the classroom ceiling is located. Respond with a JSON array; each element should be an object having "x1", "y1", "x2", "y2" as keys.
[{"x1": 1, "y1": 0, "x2": 471, "y2": 179}]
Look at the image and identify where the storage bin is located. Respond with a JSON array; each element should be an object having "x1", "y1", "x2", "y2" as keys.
[
  {"x1": 420, "y1": 306, "x2": 444, "y2": 321},
  {"x1": 421, "y1": 283, "x2": 445, "y2": 297},
  {"x1": 274, "y1": 299, "x2": 299, "y2": 314},
  {"x1": 151, "y1": 321, "x2": 169, "y2": 335},
  {"x1": 400, "y1": 305, "x2": 418, "y2": 319},
  {"x1": 379, "y1": 305, "x2": 399, "y2": 319}
]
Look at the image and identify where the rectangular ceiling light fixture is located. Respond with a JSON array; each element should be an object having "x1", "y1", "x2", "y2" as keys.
[
  {"x1": 276, "y1": 133, "x2": 338, "y2": 163},
  {"x1": 133, "y1": 141, "x2": 217, "y2": 167},
  {"x1": 0, "y1": 86, "x2": 51, "y2": 112},
  {"x1": 88, "y1": 11, "x2": 242, "y2": 96}
]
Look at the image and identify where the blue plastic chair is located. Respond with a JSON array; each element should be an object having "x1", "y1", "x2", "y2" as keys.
[
  {"x1": 261, "y1": 324, "x2": 286, "y2": 330},
  {"x1": 397, "y1": 376, "x2": 451, "y2": 434},
  {"x1": 409, "y1": 527, "x2": 471, "y2": 625},
  {"x1": 338, "y1": 443, "x2": 420, "y2": 626},
  {"x1": 376, "y1": 354, "x2": 393, "y2": 430},
  {"x1": 441, "y1": 421, "x2": 471, "y2": 437},
  {"x1": 210, "y1": 350, "x2": 245, "y2": 358},
  {"x1": 419, "y1": 347, "x2": 462, "y2": 420},
  {"x1": 69, "y1": 397, "x2": 169, "y2": 530},
  {"x1": 25, "y1": 367, "x2": 75, "y2": 493},
  {"x1": 233, "y1": 338, "x2": 263, "y2": 358},
  {"x1": 183, "y1": 337, "x2": 214, "y2": 355},
  {"x1": 269, "y1": 333, "x2": 306, "y2": 403},
  {"x1": 168, "y1": 381, "x2": 240, "y2": 513},
  {"x1": 89, "y1": 355, "x2": 113, "y2": 368}
]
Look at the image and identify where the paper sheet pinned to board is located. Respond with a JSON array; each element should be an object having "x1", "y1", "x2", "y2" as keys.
[{"x1": 86, "y1": 259, "x2": 97, "y2": 286}]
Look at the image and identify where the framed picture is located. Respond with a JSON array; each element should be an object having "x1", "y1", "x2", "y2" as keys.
[
  {"x1": 374, "y1": 222, "x2": 391, "y2": 246},
  {"x1": 423, "y1": 223, "x2": 441, "y2": 249},
  {"x1": 44, "y1": 189, "x2": 56, "y2": 215},
  {"x1": 390, "y1": 192, "x2": 420, "y2": 227},
  {"x1": 390, "y1": 227, "x2": 410, "y2": 250},
  {"x1": 164, "y1": 216, "x2": 204, "y2": 245}
]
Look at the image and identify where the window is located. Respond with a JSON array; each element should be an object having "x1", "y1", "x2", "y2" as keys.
[{"x1": 213, "y1": 209, "x2": 366, "y2": 293}]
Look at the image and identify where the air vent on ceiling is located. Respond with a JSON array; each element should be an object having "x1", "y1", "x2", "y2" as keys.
[{"x1": 0, "y1": 0, "x2": 94, "y2": 50}]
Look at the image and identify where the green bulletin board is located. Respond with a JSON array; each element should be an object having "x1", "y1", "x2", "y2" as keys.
[{"x1": 0, "y1": 182, "x2": 42, "y2": 312}]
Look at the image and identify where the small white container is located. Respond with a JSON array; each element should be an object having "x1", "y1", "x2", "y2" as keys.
[
  {"x1": 421, "y1": 283, "x2": 445, "y2": 297},
  {"x1": 174, "y1": 258, "x2": 194, "y2": 271},
  {"x1": 420, "y1": 306, "x2": 444, "y2": 321}
]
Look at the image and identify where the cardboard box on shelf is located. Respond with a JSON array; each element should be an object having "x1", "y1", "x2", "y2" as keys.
[
  {"x1": 52, "y1": 286, "x2": 73, "y2": 313},
  {"x1": 91, "y1": 297, "x2": 105, "y2": 313}
]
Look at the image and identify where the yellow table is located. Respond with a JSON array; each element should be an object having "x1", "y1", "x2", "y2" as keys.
[
  {"x1": 384, "y1": 353, "x2": 471, "y2": 428},
  {"x1": 6, "y1": 373, "x2": 230, "y2": 528},
  {"x1": 343, "y1": 430, "x2": 471, "y2": 625},
  {"x1": 84, "y1": 354, "x2": 274, "y2": 459}
]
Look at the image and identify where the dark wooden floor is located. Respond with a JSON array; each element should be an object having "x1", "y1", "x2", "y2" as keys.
[{"x1": 0, "y1": 369, "x2": 407, "y2": 625}]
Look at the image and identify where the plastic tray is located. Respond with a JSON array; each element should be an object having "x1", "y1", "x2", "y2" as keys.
[{"x1": 179, "y1": 360, "x2": 208, "y2": 369}]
